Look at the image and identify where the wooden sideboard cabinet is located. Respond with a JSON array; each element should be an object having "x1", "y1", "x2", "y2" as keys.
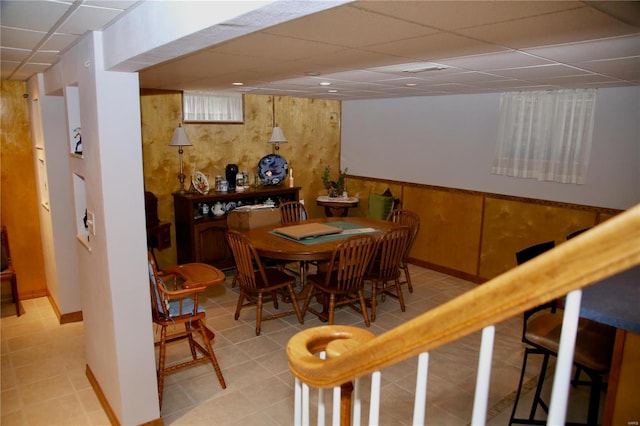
[{"x1": 173, "y1": 186, "x2": 300, "y2": 268}]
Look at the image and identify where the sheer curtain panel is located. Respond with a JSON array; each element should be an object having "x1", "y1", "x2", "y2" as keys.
[
  {"x1": 183, "y1": 91, "x2": 244, "y2": 123},
  {"x1": 492, "y1": 89, "x2": 596, "y2": 184}
]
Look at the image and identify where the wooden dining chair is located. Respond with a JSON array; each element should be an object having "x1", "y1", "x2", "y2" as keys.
[
  {"x1": 386, "y1": 209, "x2": 420, "y2": 293},
  {"x1": 279, "y1": 201, "x2": 314, "y2": 283},
  {"x1": 225, "y1": 230, "x2": 304, "y2": 335},
  {"x1": 1, "y1": 225, "x2": 20, "y2": 316},
  {"x1": 567, "y1": 227, "x2": 591, "y2": 240},
  {"x1": 509, "y1": 241, "x2": 616, "y2": 426},
  {"x1": 302, "y1": 234, "x2": 377, "y2": 326},
  {"x1": 148, "y1": 251, "x2": 226, "y2": 409},
  {"x1": 364, "y1": 226, "x2": 411, "y2": 321},
  {"x1": 280, "y1": 201, "x2": 308, "y2": 224}
]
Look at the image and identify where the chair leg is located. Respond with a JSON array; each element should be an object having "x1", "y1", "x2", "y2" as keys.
[
  {"x1": 370, "y1": 282, "x2": 378, "y2": 322},
  {"x1": 585, "y1": 370, "x2": 603, "y2": 425},
  {"x1": 402, "y1": 261, "x2": 413, "y2": 293},
  {"x1": 12, "y1": 274, "x2": 20, "y2": 316},
  {"x1": 287, "y1": 284, "x2": 304, "y2": 324},
  {"x1": 529, "y1": 352, "x2": 551, "y2": 421},
  {"x1": 271, "y1": 290, "x2": 279, "y2": 309},
  {"x1": 301, "y1": 284, "x2": 313, "y2": 316},
  {"x1": 255, "y1": 292, "x2": 264, "y2": 335},
  {"x1": 328, "y1": 294, "x2": 336, "y2": 325},
  {"x1": 358, "y1": 290, "x2": 371, "y2": 327},
  {"x1": 157, "y1": 327, "x2": 168, "y2": 410},
  {"x1": 509, "y1": 347, "x2": 550, "y2": 426},
  {"x1": 509, "y1": 347, "x2": 531, "y2": 425},
  {"x1": 197, "y1": 320, "x2": 226, "y2": 389},
  {"x1": 234, "y1": 291, "x2": 245, "y2": 320},
  {"x1": 395, "y1": 278, "x2": 406, "y2": 312},
  {"x1": 572, "y1": 365, "x2": 583, "y2": 386},
  {"x1": 185, "y1": 322, "x2": 197, "y2": 360}
]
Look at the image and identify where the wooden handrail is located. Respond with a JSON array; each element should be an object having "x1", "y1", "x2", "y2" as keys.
[{"x1": 287, "y1": 204, "x2": 640, "y2": 388}]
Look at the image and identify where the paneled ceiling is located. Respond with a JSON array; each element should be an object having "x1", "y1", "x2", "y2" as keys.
[{"x1": 2, "y1": 0, "x2": 639, "y2": 100}]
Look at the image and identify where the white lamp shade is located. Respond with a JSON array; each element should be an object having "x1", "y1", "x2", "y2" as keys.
[
  {"x1": 169, "y1": 124, "x2": 192, "y2": 147},
  {"x1": 268, "y1": 126, "x2": 288, "y2": 144}
]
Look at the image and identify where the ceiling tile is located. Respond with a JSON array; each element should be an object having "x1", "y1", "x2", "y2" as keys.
[
  {"x1": 575, "y1": 56, "x2": 640, "y2": 80},
  {"x1": 59, "y1": 6, "x2": 125, "y2": 35},
  {"x1": 211, "y1": 32, "x2": 341, "y2": 61},
  {"x1": 367, "y1": 32, "x2": 506, "y2": 61},
  {"x1": 0, "y1": 27, "x2": 45, "y2": 50},
  {"x1": 525, "y1": 34, "x2": 640, "y2": 63},
  {"x1": 537, "y1": 73, "x2": 623, "y2": 85},
  {"x1": 0, "y1": 47, "x2": 29, "y2": 62},
  {"x1": 432, "y1": 71, "x2": 516, "y2": 84},
  {"x1": 0, "y1": 0, "x2": 68, "y2": 32},
  {"x1": 490, "y1": 64, "x2": 592, "y2": 80},
  {"x1": 302, "y1": 48, "x2": 405, "y2": 71},
  {"x1": 458, "y1": 6, "x2": 640, "y2": 49},
  {"x1": 1, "y1": 60, "x2": 20, "y2": 77},
  {"x1": 356, "y1": 1, "x2": 584, "y2": 31},
  {"x1": 41, "y1": 33, "x2": 80, "y2": 52},
  {"x1": 438, "y1": 51, "x2": 554, "y2": 71},
  {"x1": 264, "y1": 5, "x2": 438, "y2": 48}
]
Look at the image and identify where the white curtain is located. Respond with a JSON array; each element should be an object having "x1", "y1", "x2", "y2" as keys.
[
  {"x1": 492, "y1": 89, "x2": 596, "y2": 184},
  {"x1": 183, "y1": 91, "x2": 244, "y2": 122}
]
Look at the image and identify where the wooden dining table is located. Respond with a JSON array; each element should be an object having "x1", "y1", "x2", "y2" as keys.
[
  {"x1": 242, "y1": 216, "x2": 400, "y2": 316},
  {"x1": 242, "y1": 216, "x2": 398, "y2": 263}
]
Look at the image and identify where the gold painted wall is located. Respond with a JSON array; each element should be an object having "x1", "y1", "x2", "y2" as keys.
[
  {"x1": 347, "y1": 175, "x2": 621, "y2": 282},
  {"x1": 479, "y1": 198, "x2": 597, "y2": 278},
  {"x1": 140, "y1": 92, "x2": 341, "y2": 266},
  {"x1": 0, "y1": 80, "x2": 47, "y2": 299},
  {"x1": 404, "y1": 186, "x2": 484, "y2": 276}
]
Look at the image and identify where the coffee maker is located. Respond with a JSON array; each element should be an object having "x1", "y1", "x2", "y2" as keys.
[{"x1": 225, "y1": 164, "x2": 238, "y2": 190}]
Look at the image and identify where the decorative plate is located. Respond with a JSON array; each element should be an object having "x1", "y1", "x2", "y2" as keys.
[
  {"x1": 257, "y1": 154, "x2": 288, "y2": 185},
  {"x1": 192, "y1": 171, "x2": 210, "y2": 194}
]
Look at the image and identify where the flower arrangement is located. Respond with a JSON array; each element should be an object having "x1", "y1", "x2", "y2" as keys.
[{"x1": 322, "y1": 166, "x2": 348, "y2": 197}]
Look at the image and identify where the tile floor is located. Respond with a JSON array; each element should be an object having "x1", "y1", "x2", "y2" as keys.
[{"x1": 1, "y1": 264, "x2": 595, "y2": 425}]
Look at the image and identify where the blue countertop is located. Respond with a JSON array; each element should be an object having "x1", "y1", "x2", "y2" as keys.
[{"x1": 580, "y1": 265, "x2": 639, "y2": 334}]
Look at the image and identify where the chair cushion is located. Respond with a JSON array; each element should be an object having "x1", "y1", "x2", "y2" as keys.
[
  {"x1": 525, "y1": 313, "x2": 615, "y2": 372},
  {"x1": 149, "y1": 262, "x2": 170, "y2": 312},
  {"x1": 367, "y1": 193, "x2": 394, "y2": 220},
  {"x1": 168, "y1": 298, "x2": 205, "y2": 317}
]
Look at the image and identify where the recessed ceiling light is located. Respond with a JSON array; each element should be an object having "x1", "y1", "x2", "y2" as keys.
[
  {"x1": 405, "y1": 83, "x2": 417, "y2": 87},
  {"x1": 232, "y1": 82, "x2": 244, "y2": 86},
  {"x1": 305, "y1": 71, "x2": 321, "y2": 76},
  {"x1": 328, "y1": 89, "x2": 338, "y2": 93},
  {"x1": 319, "y1": 82, "x2": 331, "y2": 86}
]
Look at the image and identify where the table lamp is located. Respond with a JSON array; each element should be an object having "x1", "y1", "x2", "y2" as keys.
[
  {"x1": 268, "y1": 96, "x2": 288, "y2": 154},
  {"x1": 169, "y1": 123, "x2": 192, "y2": 193}
]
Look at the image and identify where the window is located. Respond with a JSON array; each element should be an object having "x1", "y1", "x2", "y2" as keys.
[
  {"x1": 183, "y1": 91, "x2": 244, "y2": 123},
  {"x1": 492, "y1": 89, "x2": 596, "y2": 184}
]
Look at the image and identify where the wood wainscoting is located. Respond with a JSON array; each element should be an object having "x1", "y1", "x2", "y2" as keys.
[{"x1": 346, "y1": 175, "x2": 621, "y2": 283}]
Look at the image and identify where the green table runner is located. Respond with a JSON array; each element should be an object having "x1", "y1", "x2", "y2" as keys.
[{"x1": 269, "y1": 221, "x2": 381, "y2": 245}]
